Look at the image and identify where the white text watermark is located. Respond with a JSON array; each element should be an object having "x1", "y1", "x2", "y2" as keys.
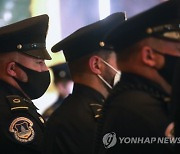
[{"x1": 103, "y1": 132, "x2": 180, "y2": 149}]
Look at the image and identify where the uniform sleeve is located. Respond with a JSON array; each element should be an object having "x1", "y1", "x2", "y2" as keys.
[{"x1": 0, "y1": 111, "x2": 44, "y2": 154}]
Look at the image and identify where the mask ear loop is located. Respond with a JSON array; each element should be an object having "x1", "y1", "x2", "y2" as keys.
[
  {"x1": 100, "y1": 58, "x2": 119, "y2": 73},
  {"x1": 97, "y1": 74, "x2": 112, "y2": 89},
  {"x1": 98, "y1": 58, "x2": 121, "y2": 89},
  {"x1": 100, "y1": 58, "x2": 121, "y2": 79}
]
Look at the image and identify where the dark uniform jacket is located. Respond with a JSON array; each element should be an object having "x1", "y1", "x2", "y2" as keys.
[
  {"x1": 94, "y1": 73, "x2": 173, "y2": 154},
  {"x1": 172, "y1": 59, "x2": 180, "y2": 153},
  {"x1": 0, "y1": 80, "x2": 45, "y2": 154},
  {"x1": 42, "y1": 96, "x2": 64, "y2": 121},
  {"x1": 43, "y1": 83, "x2": 105, "y2": 154}
]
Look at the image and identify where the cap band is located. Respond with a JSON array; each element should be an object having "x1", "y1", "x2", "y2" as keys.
[
  {"x1": 163, "y1": 31, "x2": 180, "y2": 41},
  {"x1": 147, "y1": 24, "x2": 180, "y2": 34},
  {"x1": 17, "y1": 43, "x2": 46, "y2": 51},
  {"x1": 146, "y1": 23, "x2": 180, "y2": 41}
]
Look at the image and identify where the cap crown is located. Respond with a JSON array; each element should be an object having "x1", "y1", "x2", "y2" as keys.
[{"x1": 52, "y1": 12, "x2": 126, "y2": 62}]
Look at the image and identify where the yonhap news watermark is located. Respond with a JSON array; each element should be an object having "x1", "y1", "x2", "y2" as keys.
[{"x1": 102, "y1": 132, "x2": 180, "y2": 149}]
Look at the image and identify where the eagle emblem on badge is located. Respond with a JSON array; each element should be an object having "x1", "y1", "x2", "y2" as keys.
[{"x1": 9, "y1": 117, "x2": 35, "y2": 143}]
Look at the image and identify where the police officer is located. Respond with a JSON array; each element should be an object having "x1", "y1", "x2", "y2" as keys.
[
  {"x1": 172, "y1": 59, "x2": 180, "y2": 153},
  {"x1": 94, "y1": 0, "x2": 180, "y2": 153},
  {"x1": 43, "y1": 12, "x2": 125, "y2": 154},
  {"x1": 42, "y1": 63, "x2": 73, "y2": 121},
  {"x1": 0, "y1": 15, "x2": 51, "y2": 153}
]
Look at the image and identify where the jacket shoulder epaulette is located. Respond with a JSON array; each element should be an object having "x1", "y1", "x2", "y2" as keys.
[
  {"x1": 6, "y1": 95, "x2": 34, "y2": 111},
  {"x1": 89, "y1": 103, "x2": 103, "y2": 120}
]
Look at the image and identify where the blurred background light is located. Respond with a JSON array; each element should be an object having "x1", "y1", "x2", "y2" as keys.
[
  {"x1": 3, "y1": 11, "x2": 12, "y2": 21},
  {"x1": 99, "y1": 0, "x2": 110, "y2": 20},
  {"x1": 5, "y1": 1, "x2": 14, "y2": 10}
]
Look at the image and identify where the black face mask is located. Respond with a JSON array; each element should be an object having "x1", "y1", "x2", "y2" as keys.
[
  {"x1": 158, "y1": 54, "x2": 179, "y2": 85},
  {"x1": 14, "y1": 63, "x2": 50, "y2": 99}
]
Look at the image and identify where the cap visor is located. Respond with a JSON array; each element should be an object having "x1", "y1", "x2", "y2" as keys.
[{"x1": 22, "y1": 48, "x2": 52, "y2": 60}]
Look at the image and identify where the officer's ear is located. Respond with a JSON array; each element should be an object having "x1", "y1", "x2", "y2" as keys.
[
  {"x1": 141, "y1": 46, "x2": 156, "y2": 67},
  {"x1": 89, "y1": 56, "x2": 102, "y2": 74},
  {"x1": 7, "y1": 62, "x2": 28, "y2": 82},
  {"x1": 7, "y1": 62, "x2": 17, "y2": 76}
]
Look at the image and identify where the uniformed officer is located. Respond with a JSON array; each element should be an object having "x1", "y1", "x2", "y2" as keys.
[
  {"x1": 0, "y1": 15, "x2": 51, "y2": 153},
  {"x1": 172, "y1": 59, "x2": 180, "y2": 153},
  {"x1": 43, "y1": 12, "x2": 125, "y2": 154},
  {"x1": 42, "y1": 63, "x2": 73, "y2": 121},
  {"x1": 94, "y1": 0, "x2": 180, "y2": 154}
]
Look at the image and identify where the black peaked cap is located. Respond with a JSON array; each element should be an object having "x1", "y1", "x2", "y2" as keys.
[
  {"x1": 104, "y1": 0, "x2": 180, "y2": 52},
  {"x1": 51, "y1": 12, "x2": 125, "y2": 62},
  {"x1": 0, "y1": 14, "x2": 51, "y2": 60}
]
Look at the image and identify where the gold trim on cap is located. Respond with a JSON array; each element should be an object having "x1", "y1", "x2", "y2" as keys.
[
  {"x1": 146, "y1": 24, "x2": 180, "y2": 35},
  {"x1": 163, "y1": 31, "x2": 180, "y2": 40}
]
